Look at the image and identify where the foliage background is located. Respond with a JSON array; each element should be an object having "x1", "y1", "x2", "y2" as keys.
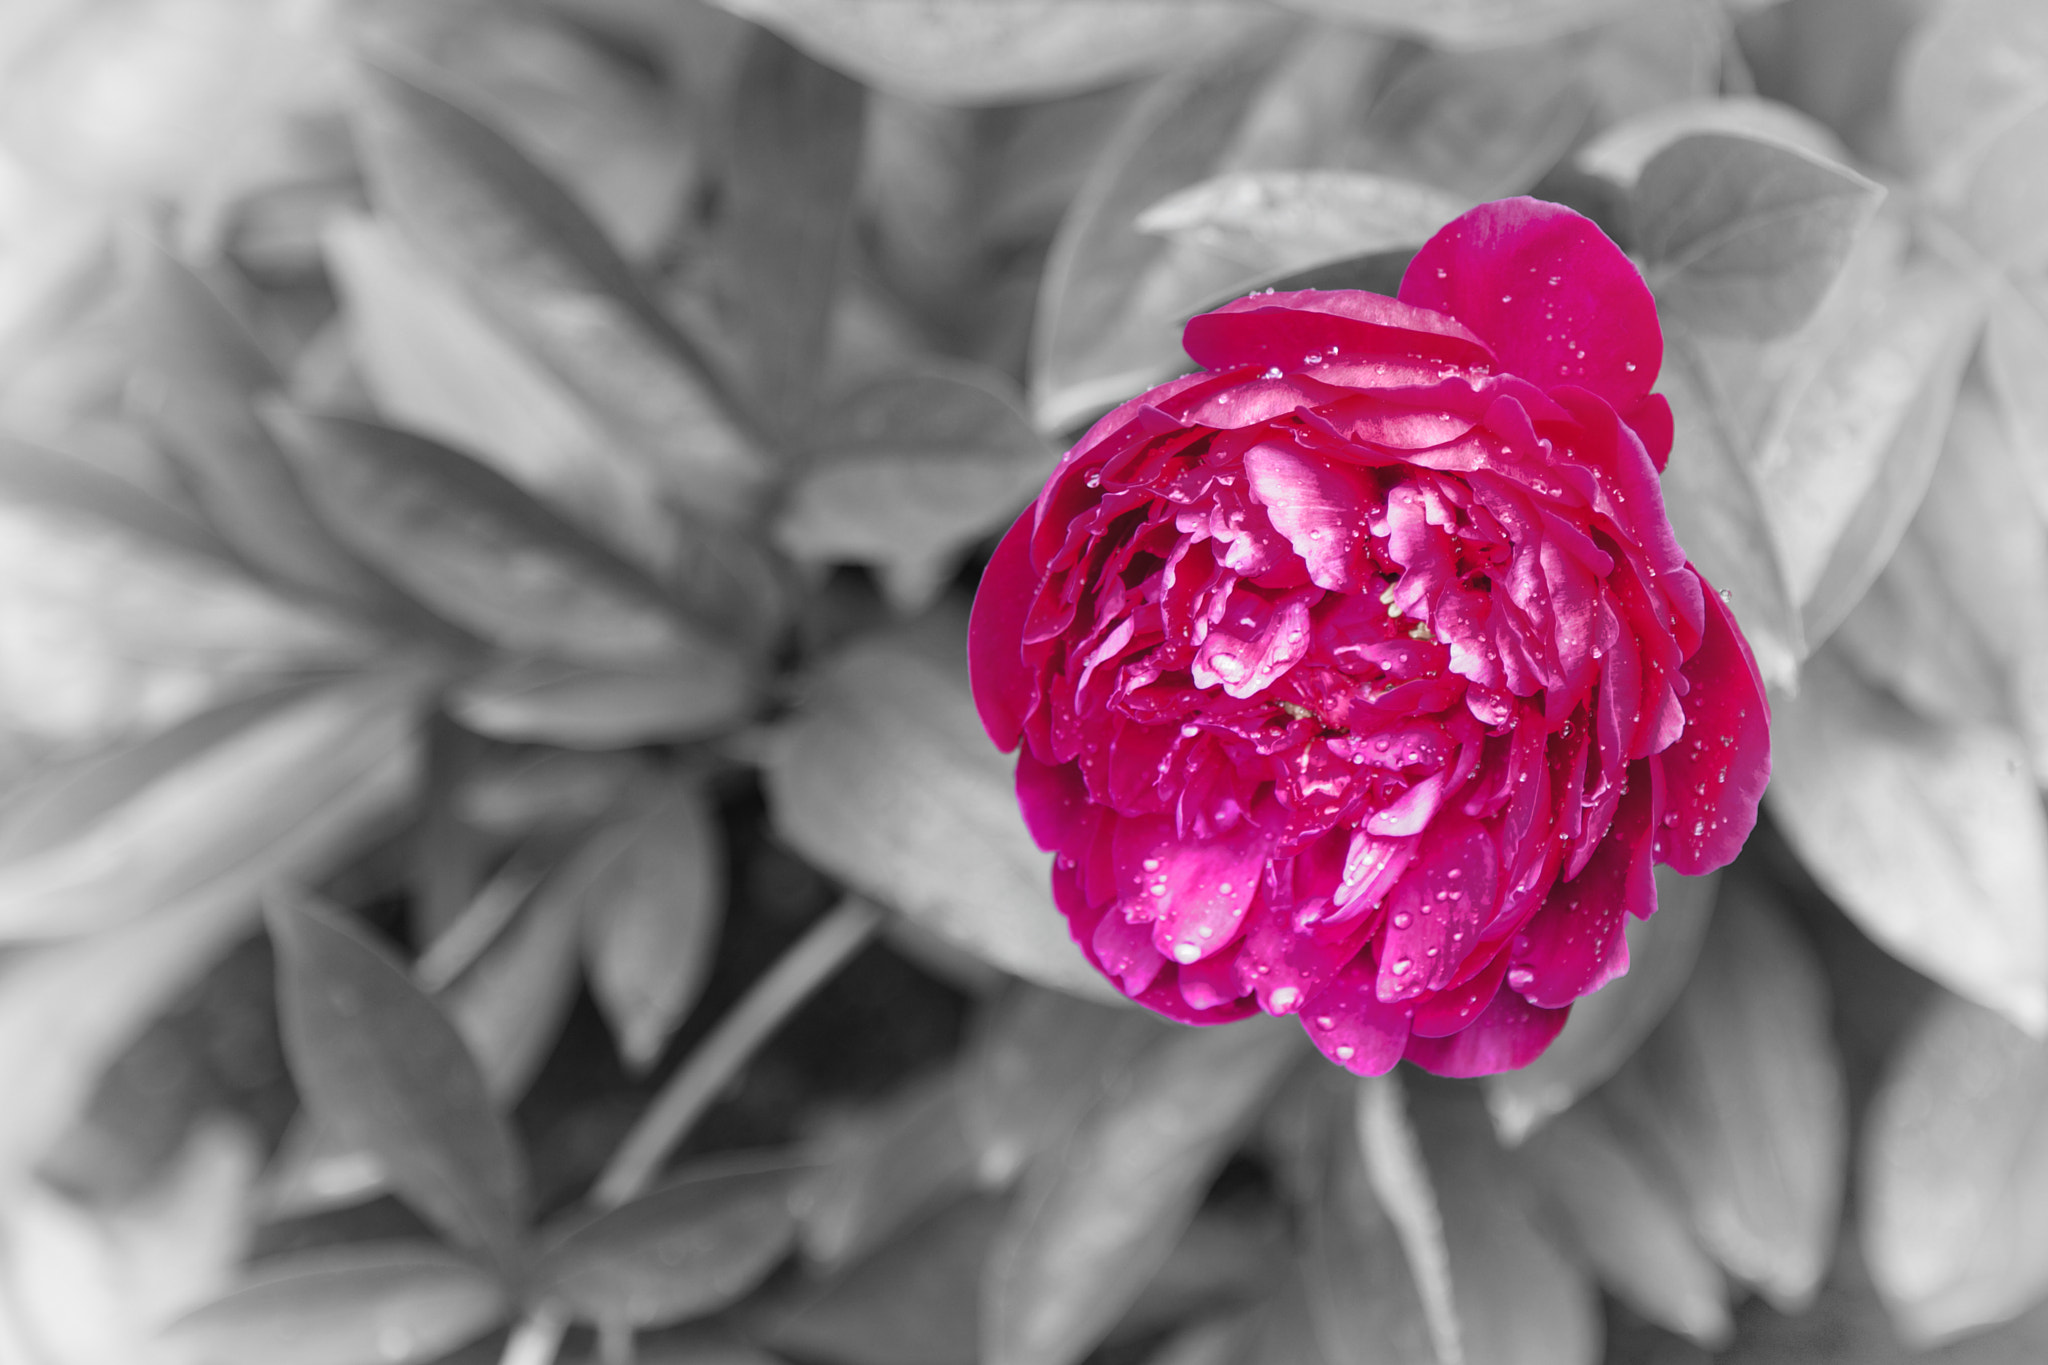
[{"x1": 1, "y1": 1, "x2": 2046, "y2": 1363}]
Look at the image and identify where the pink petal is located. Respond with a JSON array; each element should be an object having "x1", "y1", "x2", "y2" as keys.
[
  {"x1": 1112, "y1": 814, "x2": 1272, "y2": 964},
  {"x1": 1508, "y1": 772, "x2": 1653, "y2": 1009},
  {"x1": 1183, "y1": 289, "x2": 1494, "y2": 377},
  {"x1": 1653, "y1": 569, "x2": 1770, "y2": 875},
  {"x1": 1402, "y1": 987, "x2": 1570, "y2": 1078},
  {"x1": 1014, "y1": 750, "x2": 1094, "y2": 859},
  {"x1": 1398, "y1": 197, "x2": 1660, "y2": 414},
  {"x1": 1375, "y1": 816, "x2": 1498, "y2": 1002},
  {"x1": 1624, "y1": 392, "x2": 1674, "y2": 472},
  {"x1": 1298, "y1": 966, "x2": 1415, "y2": 1075},
  {"x1": 1243, "y1": 442, "x2": 1379, "y2": 593},
  {"x1": 1410, "y1": 945, "x2": 1510, "y2": 1038},
  {"x1": 969, "y1": 507, "x2": 1039, "y2": 751}
]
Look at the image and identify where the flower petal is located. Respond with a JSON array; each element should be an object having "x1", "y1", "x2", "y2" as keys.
[
  {"x1": 1182, "y1": 288, "x2": 1494, "y2": 378},
  {"x1": 1653, "y1": 569, "x2": 1771, "y2": 875},
  {"x1": 969, "y1": 507, "x2": 1039, "y2": 751},
  {"x1": 1509, "y1": 771, "x2": 1653, "y2": 1009},
  {"x1": 1298, "y1": 965, "x2": 1414, "y2": 1075},
  {"x1": 1113, "y1": 814, "x2": 1272, "y2": 964},
  {"x1": 1402, "y1": 985, "x2": 1570, "y2": 1077}
]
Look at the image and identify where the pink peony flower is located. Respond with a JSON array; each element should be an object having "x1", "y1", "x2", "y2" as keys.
[{"x1": 969, "y1": 198, "x2": 1770, "y2": 1077}]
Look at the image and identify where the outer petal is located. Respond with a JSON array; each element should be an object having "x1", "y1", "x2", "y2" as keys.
[
  {"x1": 1508, "y1": 771, "x2": 1654, "y2": 1009},
  {"x1": 1402, "y1": 987, "x2": 1570, "y2": 1077},
  {"x1": 1400, "y1": 197, "x2": 1661, "y2": 414},
  {"x1": 1182, "y1": 288, "x2": 1494, "y2": 377},
  {"x1": 1112, "y1": 814, "x2": 1272, "y2": 964},
  {"x1": 1298, "y1": 966, "x2": 1414, "y2": 1075},
  {"x1": 969, "y1": 507, "x2": 1039, "y2": 751},
  {"x1": 1653, "y1": 568, "x2": 1771, "y2": 874}
]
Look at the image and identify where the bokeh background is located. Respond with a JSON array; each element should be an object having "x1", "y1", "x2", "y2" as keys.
[{"x1": 1, "y1": 1, "x2": 2045, "y2": 1363}]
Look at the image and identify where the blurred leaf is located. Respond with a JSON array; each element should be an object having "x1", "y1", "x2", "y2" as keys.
[
  {"x1": 266, "y1": 888, "x2": 529, "y2": 1263},
  {"x1": 1517, "y1": 1104, "x2": 1730, "y2": 1347},
  {"x1": 127, "y1": 246, "x2": 412, "y2": 617},
  {"x1": 1112, "y1": 1199, "x2": 1289, "y2": 1344},
  {"x1": 1955, "y1": 99, "x2": 2048, "y2": 270},
  {"x1": 1602, "y1": 878, "x2": 1847, "y2": 1311},
  {"x1": 1985, "y1": 278, "x2": 2048, "y2": 525},
  {"x1": 275, "y1": 411, "x2": 720, "y2": 667},
  {"x1": 1406, "y1": 1079, "x2": 1603, "y2": 1365},
  {"x1": 540, "y1": 1155, "x2": 803, "y2": 1330},
  {"x1": 763, "y1": 622, "x2": 1118, "y2": 1000},
  {"x1": 1749, "y1": 257, "x2": 1983, "y2": 644},
  {"x1": 449, "y1": 651, "x2": 753, "y2": 750},
  {"x1": 1658, "y1": 340, "x2": 1802, "y2": 688},
  {"x1": 714, "y1": 30, "x2": 863, "y2": 435},
  {"x1": 982, "y1": 1017, "x2": 1299, "y2": 1365},
  {"x1": 162, "y1": 1243, "x2": 509, "y2": 1365},
  {"x1": 351, "y1": 60, "x2": 767, "y2": 518},
  {"x1": 1484, "y1": 866, "x2": 1718, "y2": 1145},
  {"x1": 775, "y1": 364, "x2": 1056, "y2": 612},
  {"x1": 765, "y1": 1191, "x2": 1007, "y2": 1365},
  {"x1": 578, "y1": 775, "x2": 726, "y2": 1071},
  {"x1": 1249, "y1": 1261, "x2": 1335, "y2": 1365},
  {"x1": 803, "y1": 1071, "x2": 979, "y2": 1269},
  {"x1": 1575, "y1": 95, "x2": 1851, "y2": 189},
  {"x1": 1143, "y1": 1314, "x2": 1263, "y2": 1365},
  {"x1": 702, "y1": 0, "x2": 1277, "y2": 106},
  {"x1": 958, "y1": 983, "x2": 1165, "y2": 1187},
  {"x1": 1830, "y1": 526, "x2": 2010, "y2": 729},
  {"x1": 322, "y1": 213, "x2": 681, "y2": 574},
  {"x1": 1351, "y1": 42, "x2": 1591, "y2": 202},
  {"x1": 1298, "y1": 1079, "x2": 1435, "y2": 1365},
  {"x1": 0, "y1": 674, "x2": 424, "y2": 941},
  {"x1": 1894, "y1": 0, "x2": 2048, "y2": 177},
  {"x1": 1634, "y1": 133, "x2": 1884, "y2": 340},
  {"x1": 0, "y1": 435, "x2": 232, "y2": 569},
  {"x1": 1278, "y1": 0, "x2": 1642, "y2": 49},
  {"x1": 1135, "y1": 170, "x2": 1468, "y2": 278},
  {"x1": 1768, "y1": 646, "x2": 2048, "y2": 1033},
  {"x1": 1031, "y1": 58, "x2": 1274, "y2": 432},
  {"x1": 1863, "y1": 992, "x2": 2048, "y2": 1345},
  {"x1": 1353, "y1": 1074, "x2": 1459, "y2": 1365}
]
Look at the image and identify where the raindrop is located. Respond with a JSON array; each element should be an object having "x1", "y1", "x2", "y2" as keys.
[
  {"x1": 1272, "y1": 986, "x2": 1301, "y2": 1010},
  {"x1": 1391, "y1": 958, "x2": 1413, "y2": 976},
  {"x1": 1392, "y1": 911, "x2": 1413, "y2": 928},
  {"x1": 1336, "y1": 1044, "x2": 1357, "y2": 1061},
  {"x1": 1173, "y1": 942, "x2": 1201, "y2": 964}
]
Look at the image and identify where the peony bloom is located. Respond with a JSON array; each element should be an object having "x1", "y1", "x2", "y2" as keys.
[{"x1": 969, "y1": 198, "x2": 1770, "y2": 1077}]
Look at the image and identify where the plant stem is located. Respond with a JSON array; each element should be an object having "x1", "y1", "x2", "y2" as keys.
[{"x1": 590, "y1": 895, "x2": 885, "y2": 1208}]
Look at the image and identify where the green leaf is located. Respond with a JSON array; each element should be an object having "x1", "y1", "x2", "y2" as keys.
[
  {"x1": 161, "y1": 1243, "x2": 509, "y2": 1365},
  {"x1": 1829, "y1": 526, "x2": 2010, "y2": 729},
  {"x1": 775, "y1": 364, "x2": 1057, "y2": 612},
  {"x1": 321, "y1": 212, "x2": 683, "y2": 575},
  {"x1": 1277, "y1": 0, "x2": 1643, "y2": 49},
  {"x1": 577, "y1": 775, "x2": 727, "y2": 1071},
  {"x1": 126, "y1": 245, "x2": 408, "y2": 616},
  {"x1": 1297, "y1": 1079, "x2": 1436, "y2": 1365},
  {"x1": 959, "y1": 984, "x2": 1166, "y2": 1187},
  {"x1": 1768, "y1": 646, "x2": 2048, "y2": 1034},
  {"x1": 1863, "y1": 992, "x2": 2048, "y2": 1345},
  {"x1": 1516, "y1": 1104, "x2": 1730, "y2": 1347},
  {"x1": 801, "y1": 1070, "x2": 980, "y2": 1269},
  {"x1": 764, "y1": 1192, "x2": 1008, "y2": 1365},
  {"x1": 0, "y1": 674, "x2": 425, "y2": 940},
  {"x1": 1031, "y1": 58, "x2": 1275, "y2": 432},
  {"x1": 1142, "y1": 1315, "x2": 1263, "y2": 1365},
  {"x1": 1113, "y1": 1201, "x2": 1289, "y2": 1345},
  {"x1": 982, "y1": 1017, "x2": 1300, "y2": 1365},
  {"x1": 350, "y1": 60, "x2": 767, "y2": 518},
  {"x1": 1955, "y1": 99, "x2": 2048, "y2": 270},
  {"x1": 1575, "y1": 95, "x2": 1851, "y2": 189},
  {"x1": 1658, "y1": 340, "x2": 1803, "y2": 688},
  {"x1": 1352, "y1": 1074, "x2": 1459, "y2": 1365},
  {"x1": 713, "y1": 31, "x2": 864, "y2": 435},
  {"x1": 0, "y1": 435, "x2": 233, "y2": 570},
  {"x1": 266, "y1": 888, "x2": 530, "y2": 1263},
  {"x1": 540, "y1": 1155, "x2": 803, "y2": 1329},
  {"x1": 274, "y1": 411, "x2": 719, "y2": 667},
  {"x1": 763, "y1": 621, "x2": 1118, "y2": 1001},
  {"x1": 1895, "y1": 0, "x2": 2048, "y2": 177},
  {"x1": 1483, "y1": 866, "x2": 1718, "y2": 1145},
  {"x1": 449, "y1": 651, "x2": 753, "y2": 750},
  {"x1": 1601, "y1": 877, "x2": 1847, "y2": 1311},
  {"x1": 1986, "y1": 279, "x2": 2048, "y2": 525},
  {"x1": 1404, "y1": 1078, "x2": 1603, "y2": 1365},
  {"x1": 1350, "y1": 42, "x2": 1593, "y2": 202},
  {"x1": 1749, "y1": 256, "x2": 1983, "y2": 644},
  {"x1": 1135, "y1": 170, "x2": 1468, "y2": 280},
  {"x1": 701, "y1": 0, "x2": 1278, "y2": 106},
  {"x1": 1635, "y1": 132, "x2": 1884, "y2": 340}
]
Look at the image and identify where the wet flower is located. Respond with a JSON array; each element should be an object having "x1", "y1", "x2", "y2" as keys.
[{"x1": 969, "y1": 198, "x2": 1769, "y2": 1076}]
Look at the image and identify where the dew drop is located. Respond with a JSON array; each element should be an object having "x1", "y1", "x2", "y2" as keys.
[
  {"x1": 1173, "y1": 942, "x2": 1201, "y2": 964},
  {"x1": 1272, "y1": 986, "x2": 1301, "y2": 1011},
  {"x1": 1335, "y1": 1044, "x2": 1356, "y2": 1061},
  {"x1": 1391, "y1": 958, "x2": 1413, "y2": 976}
]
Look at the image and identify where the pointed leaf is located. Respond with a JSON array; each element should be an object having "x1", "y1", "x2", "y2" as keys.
[
  {"x1": 763, "y1": 623, "x2": 1119, "y2": 1001},
  {"x1": 802, "y1": 1071, "x2": 980, "y2": 1268},
  {"x1": 983, "y1": 1018, "x2": 1300, "y2": 1365},
  {"x1": 1576, "y1": 95, "x2": 1851, "y2": 189},
  {"x1": 1278, "y1": 0, "x2": 1641, "y2": 50},
  {"x1": 541, "y1": 1155, "x2": 803, "y2": 1329},
  {"x1": 1484, "y1": 866, "x2": 1718, "y2": 1145},
  {"x1": 1895, "y1": 0, "x2": 2048, "y2": 175},
  {"x1": 775, "y1": 364, "x2": 1056, "y2": 613},
  {"x1": 1602, "y1": 877, "x2": 1847, "y2": 1310},
  {"x1": 161, "y1": 1243, "x2": 508, "y2": 1365},
  {"x1": 1956, "y1": 99, "x2": 2048, "y2": 270},
  {"x1": 702, "y1": 0, "x2": 1275, "y2": 106},
  {"x1": 1768, "y1": 646, "x2": 2048, "y2": 1033},
  {"x1": 449, "y1": 651, "x2": 753, "y2": 750},
  {"x1": 1863, "y1": 992, "x2": 2048, "y2": 1345},
  {"x1": 959, "y1": 984, "x2": 1167, "y2": 1187},
  {"x1": 1517, "y1": 1104, "x2": 1730, "y2": 1346},
  {"x1": 266, "y1": 889, "x2": 529, "y2": 1262},
  {"x1": 351, "y1": 61, "x2": 766, "y2": 517},
  {"x1": 275, "y1": 411, "x2": 716, "y2": 667},
  {"x1": 1135, "y1": 170, "x2": 1468, "y2": 279},
  {"x1": 1984, "y1": 280, "x2": 2048, "y2": 527},
  {"x1": 578, "y1": 776, "x2": 726, "y2": 1071}
]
